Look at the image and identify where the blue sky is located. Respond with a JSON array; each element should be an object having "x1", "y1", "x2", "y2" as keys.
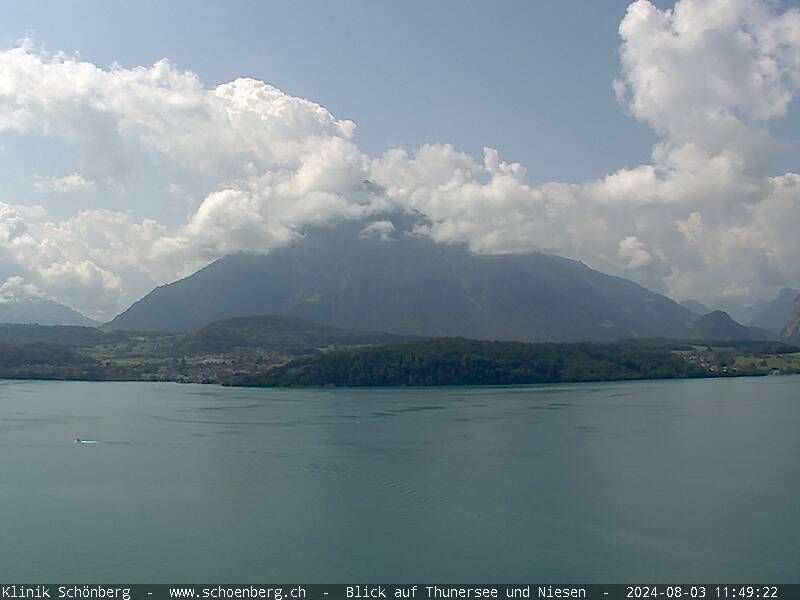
[
  {"x1": 1, "y1": 0, "x2": 666, "y2": 185},
  {"x1": 1, "y1": 0, "x2": 800, "y2": 318}
]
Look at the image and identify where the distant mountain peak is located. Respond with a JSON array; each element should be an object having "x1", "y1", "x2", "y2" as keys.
[
  {"x1": 0, "y1": 297, "x2": 98, "y2": 327},
  {"x1": 750, "y1": 287, "x2": 800, "y2": 333},
  {"x1": 689, "y1": 310, "x2": 777, "y2": 341}
]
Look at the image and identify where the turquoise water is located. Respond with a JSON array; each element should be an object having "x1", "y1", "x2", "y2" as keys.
[{"x1": 1, "y1": 377, "x2": 798, "y2": 582}]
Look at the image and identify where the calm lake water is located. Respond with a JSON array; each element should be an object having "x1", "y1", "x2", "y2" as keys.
[{"x1": 1, "y1": 376, "x2": 798, "y2": 582}]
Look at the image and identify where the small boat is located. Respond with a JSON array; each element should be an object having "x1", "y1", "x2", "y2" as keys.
[{"x1": 75, "y1": 438, "x2": 99, "y2": 444}]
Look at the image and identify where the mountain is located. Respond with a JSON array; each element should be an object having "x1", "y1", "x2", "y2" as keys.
[
  {"x1": 678, "y1": 291, "x2": 798, "y2": 329},
  {"x1": 713, "y1": 299, "x2": 769, "y2": 326},
  {"x1": 0, "y1": 298, "x2": 98, "y2": 327},
  {"x1": 689, "y1": 310, "x2": 777, "y2": 341},
  {"x1": 781, "y1": 296, "x2": 800, "y2": 344},
  {"x1": 680, "y1": 299, "x2": 711, "y2": 315},
  {"x1": 175, "y1": 314, "x2": 407, "y2": 355},
  {"x1": 751, "y1": 288, "x2": 800, "y2": 333},
  {"x1": 107, "y1": 218, "x2": 698, "y2": 343}
]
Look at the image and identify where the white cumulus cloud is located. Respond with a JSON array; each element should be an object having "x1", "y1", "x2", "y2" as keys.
[
  {"x1": 33, "y1": 172, "x2": 96, "y2": 193},
  {"x1": 0, "y1": 0, "x2": 799, "y2": 320},
  {"x1": 360, "y1": 220, "x2": 397, "y2": 241},
  {"x1": 0, "y1": 275, "x2": 45, "y2": 303}
]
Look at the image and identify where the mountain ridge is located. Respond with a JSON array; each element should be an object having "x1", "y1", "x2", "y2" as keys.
[
  {"x1": 680, "y1": 299, "x2": 711, "y2": 315},
  {"x1": 175, "y1": 314, "x2": 408, "y2": 355},
  {"x1": 751, "y1": 288, "x2": 800, "y2": 333},
  {"x1": 689, "y1": 310, "x2": 777, "y2": 341},
  {"x1": 781, "y1": 296, "x2": 800, "y2": 344},
  {"x1": 0, "y1": 298, "x2": 98, "y2": 327},
  {"x1": 107, "y1": 219, "x2": 698, "y2": 343}
]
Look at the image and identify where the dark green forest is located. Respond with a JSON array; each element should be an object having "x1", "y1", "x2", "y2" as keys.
[
  {"x1": 0, "y1": 342, "x2": 90, "y2": 368},
  {"x1": 232, "y1": 338, "x2": 710, "y2": 387}
]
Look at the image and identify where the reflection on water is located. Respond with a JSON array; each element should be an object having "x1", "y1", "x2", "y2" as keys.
[{"x1": 1, "y1": 377, "x2": 799, "y2": 582}]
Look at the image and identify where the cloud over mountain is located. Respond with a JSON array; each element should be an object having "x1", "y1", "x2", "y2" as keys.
[{"x1": 1, "y1": 0, "x2": 799, "y2": 320}]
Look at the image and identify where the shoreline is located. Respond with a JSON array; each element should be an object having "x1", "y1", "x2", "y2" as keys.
[{"x1": 0, "y1": 370, "x2": 782, "y2": 389}]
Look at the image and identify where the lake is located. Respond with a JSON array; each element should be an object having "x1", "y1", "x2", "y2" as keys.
[{"x1": 1, "y1": 376, "x2": 798, "y2": 582}]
